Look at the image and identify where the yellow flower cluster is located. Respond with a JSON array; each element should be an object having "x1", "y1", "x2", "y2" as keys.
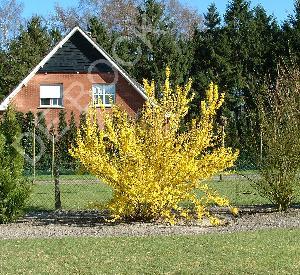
[{"x1": 70, "y1": 68, "x2": 239, "y2": 224}]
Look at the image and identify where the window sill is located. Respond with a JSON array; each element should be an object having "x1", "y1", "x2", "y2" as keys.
[
  {"x1": 94, "y1": 105, "x2": 113, "y2": 108},
  {"x1": 38, "y1": 106, "x2": 65, "y2": 109}
]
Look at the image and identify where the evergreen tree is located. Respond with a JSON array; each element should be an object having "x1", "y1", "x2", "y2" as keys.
[
  {"x1": 79, "y1": 112, "x2": 87, "y2": 137},
  {"x1": 57, "y1": 110, "x2": 70, "y2": 171},
  {"x1": 88, "y1": 17, "x2": 113, "y2": 52},
  {"x1": 68, "y1": 111, "x2": 77, "y2": 148},
  {"x1": 132, "y1": 0, "x2": 194, "y2": 86},
  {"x1": 22, "y1": 111, "x2": 35, "y2": 173},
  {"x1": 223, "y1": 2, "x2": 280, "y2": 157},
  {"x1": 0, "y1": 51, "x2": 7, "y2": 100},
  {"x1": 35, "y1": 112, "x2": 51, "y2": 173},
  {"x1": 285, "y1": 0, "x2": 300, "y2": 64},
  {"x1": 204, "y1": 3, "x2": 221, "y2": 30},
  {"x1": 191, "y1": 0, "x2": 282, "y2": 165},
  {"x1": 1, "y1": 16, "x2": 59, "y2": 97},
  {"x1": 0, "y1": 106, "x2": 31, "y2": 223},
  {"x1": 191, "y1": 4, "x2": 230, "y2": 117},
  {"x1": 15, "y1": 111, "x2": 24, "y2": 129},
  {"x1": 67, "y1": 112, "x2": 78, "y2": 170}
]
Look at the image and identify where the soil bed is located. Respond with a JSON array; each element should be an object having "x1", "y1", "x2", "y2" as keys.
[{"x1": 1, "y1": 206, "x2": 300, "y2": 240}]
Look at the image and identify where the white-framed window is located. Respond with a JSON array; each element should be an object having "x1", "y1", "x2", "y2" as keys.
[
  {"x1": 92, "y1": 84, "x2": 116, "y2": 107},
  {"x1": 40, "y1": 84, "x2": 63, "y2": 107}
]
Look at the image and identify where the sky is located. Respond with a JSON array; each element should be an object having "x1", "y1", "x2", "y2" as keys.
[{"x1": 22, "y1": 0, "x2": 296, "y2": 24}]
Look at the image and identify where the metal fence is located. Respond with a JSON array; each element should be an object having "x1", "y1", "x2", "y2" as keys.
[
  {"x1": 26, "y1": 169, "x2": 113, "y2": 211},
  {"x1": 23, "y1": 143, "x2": 300, "y2": 211},
  {"x1": 24, "y1": 162, "x2": 278, "y2": 212}
]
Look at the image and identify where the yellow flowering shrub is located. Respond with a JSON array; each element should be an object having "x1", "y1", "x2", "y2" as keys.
[{"x1": 70, "y1": 68, "x2": 238, "y2": 224}]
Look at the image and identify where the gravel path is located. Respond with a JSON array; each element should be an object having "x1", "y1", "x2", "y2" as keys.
[{"x1": 1, "y1": 207, "x2": 300, "y2": 240}]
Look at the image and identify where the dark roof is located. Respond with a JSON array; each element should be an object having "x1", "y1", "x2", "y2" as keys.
[{"x1": 38, "y1": 30, "x2": 113, "y2": 73}]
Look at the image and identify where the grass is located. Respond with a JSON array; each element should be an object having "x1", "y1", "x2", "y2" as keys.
[
  {"x1": 26, "y1": 182, "x2": 112, "y2": 211},
  {"x1": 0, "y1": 228, "x2": 300, "y2": 274},
  {"x1": 208, "y1": 178, "x2": 270, "y2": 206}
]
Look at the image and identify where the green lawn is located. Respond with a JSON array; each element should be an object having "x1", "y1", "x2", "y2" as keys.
[
  {"x1": 0, "y1": 228, "x2": 299, "y2": 274},
  {"x1": 26, "y1": 181, "x2": 112, "y2": 211},
  {"x1": 208, "y1": 178, "x2": 270, "y2": 206},
  {"x1": 25, "y1": 174, "x2": 273, "y2": 211}
]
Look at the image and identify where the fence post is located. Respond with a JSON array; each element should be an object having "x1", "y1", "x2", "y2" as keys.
[
  {"x1": 260, "y1": 129, "x2": 263, "y2": 163},
  {"x1": 52, "y1": 134, "x2": 62, "y2": 210},
  {"x1": 52, "y1": 134, "x2": 55, "y2": 178},
  {"x1": 33, "y1": 124, "x2": 36, "y2": 183},
  {"x1": 54, "y1": 163, "x2": 61, "y2": 210},
  {"x1": 219, "y1": 117, "x2": 227, "y2": 182}
]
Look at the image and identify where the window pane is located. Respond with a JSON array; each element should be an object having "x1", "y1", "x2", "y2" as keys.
[
  {"x1": 57, "y1": 98, "x2": 63, "y2": 106},
  {"x1": 104, "y1": 84, "x2": 115, "y2": 105},
  {"x1": 104, "y1": 95, "x2": 110, "y2": 105},
  {"x1": 41, "y1": 98, "x2": 51, "y2": 106},
  {"x1": 52, "y1": 98, "x2": 58, "y2": 105},
  {"x1": 93, "y1": 85, "x2": 103, "y2": 95},
  {"x1": 105, "y1": 94, "x2": 115, "y2": 105},
  {"x1": 51, "y1": 98, "x2": 63, "y2": 106},
  {"x1": 105, "y1": 85, "x2": 115, "y2": 95},
  {"x1": 93, "y1": 94, "x2": 102, "y2": 105},
  {"x1": 93, "y1": 84, "x2": 115, "y2": 105}
]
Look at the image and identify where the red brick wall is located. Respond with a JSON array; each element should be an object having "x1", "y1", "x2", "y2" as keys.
[{"x1": 10, "y1": 72, "x2": 145, "y2": 127}]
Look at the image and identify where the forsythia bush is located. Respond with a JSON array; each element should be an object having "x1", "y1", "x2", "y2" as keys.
[{"x1": 70, "y1": 68, "x2": 238, "y2": 224}]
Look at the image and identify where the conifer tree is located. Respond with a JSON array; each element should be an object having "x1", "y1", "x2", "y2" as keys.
[
  {"x1": 79, "y1": 112, "x2": 87, "y2": 137},
  {"x1": 204, "y1": 3, "x2": 221, "y2": 30},
  {"x1": 0, "y1": 51, "x2": 6, "y2": 100},
  {"x1": 191, "y1": 4, "x2": 228, "y2": 117},
  {"x1": 22, "y1": 111, "x2": 35, "y2": 173},
  {"x1": 0, "y1": 106, "x2": 31, "y2": 223},
  {"x1": 285, "y1": 0, "x2": 300, "y2": 64},
  {"x1": 88, "y1": 17, "x2": 112, "y2": 52},
  {"x1": 132, "y1": 0, "x2": 194, "y2": 86},
  {"x1": 57, "y1": 110, "x2": 70, "y2": 171},
  {"x1": 68, "y1": 112, "x2": 77, "y2": 148},
  {"x1": 67, "y1": 112, "x2": 78, "y2": 170},
  {"x1": 2, "y1": 16, "x2": 59, "y2": 97},
  {"x1": 222, "y1": 1, "x2": 280, "y2": 160},
  {"x1": 35, "y1": 112, "x2": 51, "y2": 173}
]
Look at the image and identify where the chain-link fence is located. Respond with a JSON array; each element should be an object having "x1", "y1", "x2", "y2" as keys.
[
  {"x1": 25, "y1": 159, "x2": 289, "y2": 212},
  {"x1": 20, "y1": 123, "x2": 299, "y2": 211},
  {"x1": 26, "y1": 166, "x2": 113, "y2": 211}
]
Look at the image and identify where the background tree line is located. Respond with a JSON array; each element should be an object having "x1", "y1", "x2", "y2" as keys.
[{"x1": 1, "y1": 0, "x2": 300, "y2": 167}]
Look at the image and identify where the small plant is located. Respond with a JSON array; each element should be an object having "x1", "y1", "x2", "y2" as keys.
[
  {"x1": 70, "y1": 68, "x2": 238, "y2": 224},
  {"x1": 0, "y1": 106, "x2": 31, "y2": 223},
  {"x1": 253, "y1": 65, "x2": 300, "y2": 211}
]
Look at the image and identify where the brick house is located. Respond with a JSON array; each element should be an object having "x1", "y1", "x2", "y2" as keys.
[{"x1": 0, "y1": 26, "x2": 147, "y2": 126}]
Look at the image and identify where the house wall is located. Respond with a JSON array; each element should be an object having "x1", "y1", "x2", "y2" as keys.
[{"x1": 10, "y1": 72, "x2": 145, "y2": 127}]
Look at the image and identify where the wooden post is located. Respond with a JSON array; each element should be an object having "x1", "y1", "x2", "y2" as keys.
[
  {"x1": 221, "y1": 125, "x2": 225, "y2": 148},
  {"x1": 33, "y1": 124, "x2": 36, "y2": 183},
  {"x1": 52, "y1": 134, "x2": 61, "y2": 210},
  {"x1": 52, "y1": 134, "x2": 55, "y2": 178},
  {"x1": 54, "y1": 163, "x2": 62, "y2": 210},
  {"x1": 260, "y1": 129, "x2": 263, "y2": 163},
  {"x1": 219, "y1": 116, "x2": 227, "y2": 182},
  {"x1": 219, "y1": 124, "x2": 225, "y2": 182}
]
